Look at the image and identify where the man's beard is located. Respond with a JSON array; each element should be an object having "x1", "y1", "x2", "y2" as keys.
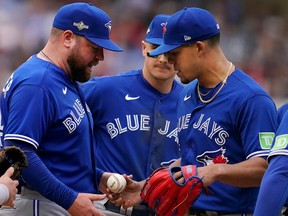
[{"x1": 67, "y1": 49, "x2": 91, "y2": 83}]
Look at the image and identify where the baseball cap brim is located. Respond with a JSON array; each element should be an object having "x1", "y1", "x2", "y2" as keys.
[
  {"x1": 145, "y1": 38, "x2": 163, "y2": 46},
  {"x1": 86, "y1": 36, "x2": 123, "y2": 52},
  {"x1": 149, "y1": 43, "x2": 181, "y2": 56}
]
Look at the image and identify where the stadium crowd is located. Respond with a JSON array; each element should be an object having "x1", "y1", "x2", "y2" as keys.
[{"x1": 0, "y1": 0, "x2": 288, "y2": 104}]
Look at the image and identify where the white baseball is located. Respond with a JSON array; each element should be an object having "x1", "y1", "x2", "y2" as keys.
[{"x1": 107, "y1": 174, "x2": 127, "y2": 194}]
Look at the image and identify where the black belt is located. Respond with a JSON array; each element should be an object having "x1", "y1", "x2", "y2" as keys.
[
  {"x1": 104, "y1": 201, "x2": 155, "y2": 216},
  {"x1": 189, "y1": 209, "x2": 252, "y2": 216}
]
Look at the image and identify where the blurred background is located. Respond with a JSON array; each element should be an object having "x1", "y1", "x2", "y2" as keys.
[{"x1": 1, "y1": 0, "x2": 288, "y2": 107}]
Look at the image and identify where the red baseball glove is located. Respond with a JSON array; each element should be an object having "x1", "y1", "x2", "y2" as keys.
[{"x1": 140, "y1": 165, "x2": 203, "y2": 216}]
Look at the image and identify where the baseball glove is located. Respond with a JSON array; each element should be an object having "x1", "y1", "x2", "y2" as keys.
[
  {"x1": 0, "y1": 146, "x2": 28, "y2": 180},
  {"x1": 140, "y1": 165, "x2": 203, "y2": 216}
]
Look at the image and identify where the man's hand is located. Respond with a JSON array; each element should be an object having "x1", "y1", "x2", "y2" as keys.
[
  {"x1": 68, "y1": 193, "x2": 106, "y2": 216},
  {"x1": 0, "y1": 167, "x2": 19, "y2": 207},
  {"x1": 107, "y1": 174, "x2": 145, "y2": 208}
]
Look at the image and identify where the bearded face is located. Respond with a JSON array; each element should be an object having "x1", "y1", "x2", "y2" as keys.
[{"x1": 67, "y1": 44, "x2": 91, "y2": 83}]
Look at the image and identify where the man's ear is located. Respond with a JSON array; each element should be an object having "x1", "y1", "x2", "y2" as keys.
[
  {"x1": 141, "y1": 40, "x2": 147, "y2": 57},
  {"x1": 195, "y1": 41, "x2": 207, "y2": 56},
  {"x1": 62, "y1": 30, "x2": 75, "y2": 48}
]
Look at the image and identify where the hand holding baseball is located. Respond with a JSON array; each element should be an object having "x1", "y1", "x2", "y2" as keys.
[
  {"x1": 107, "y1": 174, "x2": 127, "y2": 194},
  {"x1": 107, "y1": 175, "x2": 145, "y2": 209}
]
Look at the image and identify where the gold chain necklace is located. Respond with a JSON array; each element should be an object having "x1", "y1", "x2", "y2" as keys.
[
  {"x1": 40, "y1": 50, "x2": 55, "y2": 64},
  {"x1": 198, "y1": 89, "x2": 211, "y2": 97},
  {"x1": 197, "y1": 62, "x2": 233, "y2": 104}
]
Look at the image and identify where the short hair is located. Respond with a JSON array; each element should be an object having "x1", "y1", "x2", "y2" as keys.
[{"x1": 205, "y1": 33, "x2": 220, "y2": 47}]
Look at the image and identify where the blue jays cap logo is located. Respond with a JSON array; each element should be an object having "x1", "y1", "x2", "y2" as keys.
[
  {"x1": 105, "y1": 21, "x2": 112, "y2": 34},
  {"x1": 161, "y1": 22, "x2": 167, "y2": 35},
  {"x1": 146, "y1": 28, "x2": 150, "y2": 35},
  {"x1": 73, "y1": 21, "x2": 89, "y2": 31},
  {"x1": 196, "y1": 148, "x2": 228, "y2": 166}
]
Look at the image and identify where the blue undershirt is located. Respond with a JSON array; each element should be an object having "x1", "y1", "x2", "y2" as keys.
[{"x1": 9, "y1": 140, "x2": 77, "y2": 210}]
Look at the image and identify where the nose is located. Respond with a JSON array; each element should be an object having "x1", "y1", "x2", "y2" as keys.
[
  {"x1": 95, "y1": 48, "x2": 104, "y2": 61},
  {"x1": 158, "y1": 54, "x2": 168, "y2": 63}
]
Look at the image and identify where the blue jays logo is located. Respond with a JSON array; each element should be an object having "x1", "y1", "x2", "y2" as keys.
[
  {"x1": 105, "y1": 21, "x2": 112, "y2": 34},
  {"x1": 146, "y1": 27, "x2": 151, "y2": 35},
  {"x1": 196, "y1": 148, "x2": 228, "y2": 166},
  {"x1": 161, "y1": 22, "x2": 167, "y2": 36}
]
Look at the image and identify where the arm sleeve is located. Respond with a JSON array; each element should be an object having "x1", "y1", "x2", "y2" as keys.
[
  {"x1": 9, "y1": 141, "x2": 78, "y2": 210},
  {"x1": 238, "y1": 95, "x2": 277, "y2": 158},
  {"x1": 4, "y1": 85, "x2": 53, "y2": 148},
  {"x1": 277, "y1": 103, "x2": 288, "y2": 125},
  {"x1": 254, "y1": 155, "x2": 288, "y2": 216}
]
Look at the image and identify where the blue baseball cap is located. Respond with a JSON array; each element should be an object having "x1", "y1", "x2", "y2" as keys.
[
  {"x1": 145, "y1": 14, "x2": 170, "y2": 45},
  {"x1": 149, "y1": 7, "x2": 220, "y2": 56},
  {"x1": 53, "y1": 2, "x2": 123, "y2": 52}
]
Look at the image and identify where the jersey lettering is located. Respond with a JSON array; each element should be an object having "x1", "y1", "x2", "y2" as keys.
[
  {"x1": 208, "y1": 122, "x2": 224, "y2": 139},
  {"x1": 63, "y1": 118, "x2": 77, "y2": 133},
  {"x1": 271, "y1": 134, "x2": 287, "y2": 150},
  {"x1": 62, "y1": 99, "x2": 85, "y2": 133},
  {"x1": 158, "y1": 121, "x2": 170, "y2": 135},
  {"x1": 178, "y1": 113, "x2": 191, "y2": 132},
  {"x1": 2, "y1": 73, "x2": 14, "y2": 99},
  {"x1": 215, "y1": 130, "x2": 229, "y2": 145},
  {"x1": 74, "y1": 100, "x2": 85, "y2": 118},
  {"x1": 115, "y1": 118, "x2": 127, "y2": 134},
  {"x1": 106, "y1": 114, "x2": 176, "y2": 140},
  {"x1": 197, "y1": 117, "x2": 210, "y2": 135},
  {"x1": 188, "y1": 113, "x2": 228, "y2": 145},
  {"x1": 107, "y1": 114, "x2": 150, "y2": 138},
  {"x1": 126, "y1": 115, "x2": 139, "y2": 131},
  {"x1": 167, "y1": 127, "x2": 178, "y2": 143},
  {"x1": 107, "y1": 123, "x2": 118, "y2": 139},
  {"x1": 140, "y1": 115, "x2": 150, "y2": 131}
]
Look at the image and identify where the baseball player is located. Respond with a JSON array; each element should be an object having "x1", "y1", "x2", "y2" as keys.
[
  {"x1": 277, "y1": 102, "x2": 288, "y2": 124},
  {"x1": 254, "y1": 104, "x2": 288, "y2": 216},
  {"x1": 0, "y1": 3, "x2": 126, "y2": 216},
  {"x1": 82, "y1": 14, "x2": 183, "y2": 215},
  {"x1": 113, "y1": 7, "x2": 278, "y2": 215}
]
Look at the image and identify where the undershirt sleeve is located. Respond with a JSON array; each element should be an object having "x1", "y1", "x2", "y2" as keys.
[
  {"x1": 254, "y1": 155, "x2": 288, "y2": 216},
  {"x1": 8, "y1": 140, "x2": 78, "y2": 210}
]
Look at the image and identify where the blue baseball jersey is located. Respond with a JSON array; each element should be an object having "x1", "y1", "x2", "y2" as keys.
[
  {"x1": 177, "y1": 68, "x2": 277, "y2": 213},
  {"x1": 82, "y1": 69, "x2": 183, "y2": 181},
  {"x1": 277, "y1": 101, "x2": 288, "y2": 124},
  {"x1": 254, "y1": 108, "x2": 288, "y2": 216},
  {"x1": 0, "y1": 55, "x2": 97, "y2": 193}
]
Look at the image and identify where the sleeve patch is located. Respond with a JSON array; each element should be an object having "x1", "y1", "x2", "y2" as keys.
[
  {"x1": 272, "y1": 134, "x2": 288, "y2": 150},
  {"x1": 259, "y1": 132, "x2": 275, "y2": 149}
]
